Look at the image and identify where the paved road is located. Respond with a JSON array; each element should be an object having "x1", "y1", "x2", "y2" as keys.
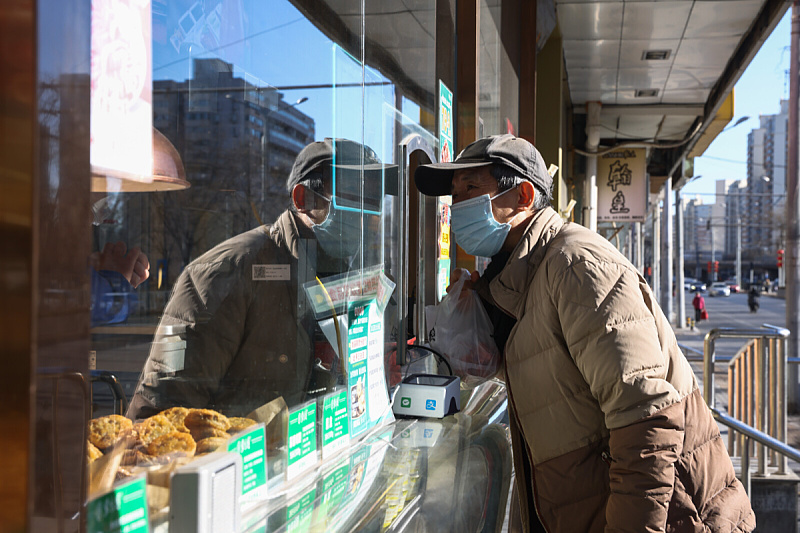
[{"x1": 673, "y1": 290, "x2": 786, "y2": 358}]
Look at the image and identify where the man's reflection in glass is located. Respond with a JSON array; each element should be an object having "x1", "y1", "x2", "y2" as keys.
[{"x1": 128, "y1": 139, "x2": 389, "y2": 419}]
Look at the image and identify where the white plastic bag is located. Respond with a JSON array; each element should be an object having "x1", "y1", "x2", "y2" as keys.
[{"x1": 425, "y1": 269, "x2": 500, "y2": 379}]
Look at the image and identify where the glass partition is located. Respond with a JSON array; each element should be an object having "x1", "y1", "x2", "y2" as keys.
[{"x1": 85, "y1": 0, "x2": 439, "y2": 522}]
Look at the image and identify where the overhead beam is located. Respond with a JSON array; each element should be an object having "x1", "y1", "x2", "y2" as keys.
[{"x1": 572, "y1": 104, "x2": 704, "y2": 117}]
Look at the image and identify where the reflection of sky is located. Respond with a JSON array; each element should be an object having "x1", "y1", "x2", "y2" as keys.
[{"x1": 152, "y1": 0, "x2": 397, "y2": 160}]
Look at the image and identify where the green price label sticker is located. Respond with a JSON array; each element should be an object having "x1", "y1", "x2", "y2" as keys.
[
  {"x1": 287, "y1": 402, "x2": 317, "y2": 480},
  {"x1": 322, "y1": 390, "x2": 349, "y2": 456},
  {"x1": 87, "y1": 476, "x2": 149, "y2": 533},
  {"x1": 227, "y1": 424, "x2": 267, "y2": 496}
]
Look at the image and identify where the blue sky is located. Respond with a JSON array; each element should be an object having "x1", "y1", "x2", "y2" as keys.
[{"x1": 682, "y1": 9, "x2": 791, "y2": 200}]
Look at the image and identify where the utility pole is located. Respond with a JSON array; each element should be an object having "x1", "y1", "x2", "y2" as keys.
[
  {"x1": 676, "y1": 190, "x2": 685, "y2": 328},
  {"x1": 736, "y1": 217, "x2": 742, "y2": 289},
  {"x1": 787, "y1": 1, "x2": 800, "y2": 410},
  {"x1": 661, "y1": 178, "x2": 673, "y2": 323}
]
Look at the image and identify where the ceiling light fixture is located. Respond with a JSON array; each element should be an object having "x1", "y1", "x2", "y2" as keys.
[
  {"x1": 642, "y1": 50, "x2": 671, "y2": 61},
  {"x1": 635, "y1": 89, "x2": 659, "y2": 98}
]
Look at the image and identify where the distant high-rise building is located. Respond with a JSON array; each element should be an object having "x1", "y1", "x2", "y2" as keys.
[
  {"x1": 723, "y1": 180, "x2": 747, "y2": 260},
  {"x1": 745, "y1": 100, "x2": 787, "y2": 260}
]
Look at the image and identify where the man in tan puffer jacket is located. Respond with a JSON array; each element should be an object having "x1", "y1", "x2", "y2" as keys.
[{"x1": 415, "y1": 134, "x2": 754, "y2": 532}]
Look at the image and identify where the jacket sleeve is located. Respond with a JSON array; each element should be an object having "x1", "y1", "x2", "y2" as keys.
[
  {"x1": 554, "y1": 261, "x2": 685, "y2": 533},
  {"x1": 128, "y1": 259, "x2": 248, "y2": 419}
]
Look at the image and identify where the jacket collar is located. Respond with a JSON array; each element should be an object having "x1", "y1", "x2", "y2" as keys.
[
  {"x1": 489, "y1": 206, "x2": 564, "y2": 318},
  {"x1": 270, "y1": 209, "x2": 306, "y2": 259}
]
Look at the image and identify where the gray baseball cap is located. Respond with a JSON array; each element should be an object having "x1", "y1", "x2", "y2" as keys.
[
  {"x1": 415, "y1": 134, "x2": 551, "y2": 196},
  {"x1": 286, "y1": 138, "x2": 394, "y2": 192}
]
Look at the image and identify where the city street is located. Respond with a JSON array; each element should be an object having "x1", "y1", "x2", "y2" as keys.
[{"x1": 674, "y1": 289, "x2": 786, "y2": 358}]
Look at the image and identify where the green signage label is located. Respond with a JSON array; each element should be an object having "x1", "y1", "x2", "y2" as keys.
[
  {"x1": 87, "y1": 476, "x2": 149, "y2": 533},
  {"x1": 322, "y1": 390, "x2": 349, "y2": 455},
  {"x1": 286, "y1": 486, "x2": 317, "y2": 533},
  {"x1": 227, "y1": 424, "x2": 267, "y2": 496},
  {"x1": 287, "y1": 402, "x2": 317, "y2": 479},
  {"x1": 400, "y1": 397, "x2": 411, "y2": 408}
]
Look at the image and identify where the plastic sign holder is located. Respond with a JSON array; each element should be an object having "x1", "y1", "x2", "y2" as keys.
[{"x1": 392, "y1": 374, "x2": 460, "y2": 418}]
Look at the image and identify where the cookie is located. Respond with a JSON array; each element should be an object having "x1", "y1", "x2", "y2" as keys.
[
  {"x1": 184, "y1": 409, "x2": 231, "y2": 432},
  {"x1": 160, "y1": 406, "x2": 190, "y2": 433},
  {"x1": 228, "y1": 417, "x2": 257, "y2": 434},
  {"x1": 146, "y1": 432, "x2": 196, "y2": 458},
  {"x1": 133, "y1": 415, "x2": 176, "y2": 446},
  {"x1": 88, "y1": 415, "x2": 133, "y2": 450},
  {"x1": 189, "y1": 427, "x2": 229, "y2": 442},
  {"x1": 196, "y1": 437, "x2": 228, "y2": 455},
  {"x1": 87, "y1": 441, "x2": 103, "y2": 464}
]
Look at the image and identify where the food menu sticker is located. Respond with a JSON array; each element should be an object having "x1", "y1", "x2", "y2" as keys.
[
  {"x1": 287, "y1": 402, "x2": 317, "y2": 481},
  {"x1": 91, "y1": 0, "x2": 153, "y2": 181},
  {"x1": 439, "y1": 81, "x2": 454, "y2": 163},
  {"x1": 87, "y1": 475, "x2": 148, "y2": 533},
  {"x1": 226, "y1": 423, "x2": 267, "y2": 499},
  {"x1": 286, "y1": 486, "x2": 317, "y2": 533},
  {"x1": 347, "y1": 299, "x2": 393, "y2": 438},
  {"x1": 347, "y1": 301, "x2": 371, "y2": 436},
  {"x1": 322, "y1": 390, "x2": 350, "y2": 458}
]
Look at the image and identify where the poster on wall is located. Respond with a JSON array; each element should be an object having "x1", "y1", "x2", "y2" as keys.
[
  {"x1": 597, "y1": 148, "x2": 647, "y2": 222},
  {"x1": 439, "y1": 81, "x2": 454, "y2": 163},
  {"x1": 91, "y1": 0, "x2": 153, "y2": 182},
  {"x1": 437, "y1": 199, "x2": 451, "y2": 302}
]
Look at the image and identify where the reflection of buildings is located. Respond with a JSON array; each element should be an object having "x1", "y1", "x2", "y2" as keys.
[
  {"x1": 154, "y1": 58, "x2": 315, "y2": 224},
  {"x1": 106, "y1": 59, "x2": 314, "y2": 312}
]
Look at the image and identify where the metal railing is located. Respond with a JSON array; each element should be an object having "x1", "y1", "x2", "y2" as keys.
[{"x1": 702, "y1": 325, "x2": 793, "y2": 484}]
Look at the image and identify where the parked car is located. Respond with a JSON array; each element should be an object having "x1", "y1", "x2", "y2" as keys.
[
  {"x1": 684, "y1": 278, "x2": 706, "y2": 292},
  {"x1": 709, "y1": 282, "x2": 731, "y2": 297},
  {"x1": 723, "y1": 279, "x2": 740, "y2": 293}
]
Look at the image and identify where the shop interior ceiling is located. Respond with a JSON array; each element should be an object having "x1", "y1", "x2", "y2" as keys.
[
  {"x1": 293, "y1": 0, "x2": 788, "y2": 190},
  {"x1": 556, "y1": 0, "x2": 789, "y2": 189}
]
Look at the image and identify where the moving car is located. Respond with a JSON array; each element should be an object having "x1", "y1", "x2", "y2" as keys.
[
  {"x1": 709, "y1": 282, "x2": 731, "y2": 297},
  {"x1": 684, "y1": 278, "x2": 706, "y2": 293},
  {"x1": 724, "y1": 279, "x2": 740, "y2": 293}
]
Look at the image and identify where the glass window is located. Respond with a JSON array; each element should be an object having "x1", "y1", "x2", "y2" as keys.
[{"x1": 87, "y1": 0, "x2": 438, "y2": 507}]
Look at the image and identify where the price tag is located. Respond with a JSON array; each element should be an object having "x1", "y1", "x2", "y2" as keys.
[
  {"x1": 321, "y1": 390, "x2": 349, "y2": 458},
  {"x1": 87, "y1": 475, "x2": 149, "y2": 533},
  {"x1": 227, "y1": 424, "x2": 267, "y2": 499},
  {"x1": 287, "y1": 402, "x2": 317, "y2": 480}
]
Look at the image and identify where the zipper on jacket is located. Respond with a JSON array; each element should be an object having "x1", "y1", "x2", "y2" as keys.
[{"x1": 505, "y1": 372, "x2": 551, "y2": 533}]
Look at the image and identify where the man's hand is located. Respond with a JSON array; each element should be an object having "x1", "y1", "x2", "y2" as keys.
[
  {"x1": 446, "y1": 268, "x2": 480, "y2": 293},
  {"x1": 91, "y1": 241, "x2": 151, "y2": 288}
]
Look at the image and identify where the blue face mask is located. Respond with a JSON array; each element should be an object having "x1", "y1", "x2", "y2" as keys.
[
  {"x1": 451, "y1": 188, "x2": 515, "y2": 258},
  {"x1": 310, "y1": 191, "x2": 363, "y2": 258}
]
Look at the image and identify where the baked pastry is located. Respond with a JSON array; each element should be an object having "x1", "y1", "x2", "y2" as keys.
[
  {"x1": 196, "y1": 437, "x2": 228, "y2": 455},
  {"x1": 228, "y1": 417, "x2": 257, "y2": 434},
  {"x1": 184, "y1": 409, "x2": 231, "y2": 432},
  {"x1": 88, "y1": 414, "x2": 133, "y2": 450},
  {"x1": 189, "y1": 427, "x2": 229, "y2": 442},
  {"x1": 146, "y1": 431, "x2": 196, "y2": 458},
  {"x1": 133, "y1": 414, "x2": 176, "y2": 446},
  {"x1": 87, "y1": 441, "x2": 103, "y2": 464},
  {"x1": 160, "y1": 406, "x2": 190, "y2": 433}
]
